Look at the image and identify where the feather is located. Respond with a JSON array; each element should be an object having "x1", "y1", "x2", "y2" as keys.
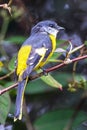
[{"x1": 14, "y1": 77, "x2": 28, "y2": 121}]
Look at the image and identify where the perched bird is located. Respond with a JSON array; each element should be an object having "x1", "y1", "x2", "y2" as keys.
[{"x1": 14, "y1": 20, "x2": 64, "y2": 121}]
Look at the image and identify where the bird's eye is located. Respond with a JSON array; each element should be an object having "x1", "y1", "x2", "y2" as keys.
[{"x1": 49, "y1": 24, "x2": 54, "y2": 28}]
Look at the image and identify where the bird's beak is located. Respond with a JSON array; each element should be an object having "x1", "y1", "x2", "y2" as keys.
[
  {"x1": 57, "y1": 26, "x2": 65, "y2": 39},
  {"x1": 57, "y1": 26, "x2": 65, "y2": 31}
]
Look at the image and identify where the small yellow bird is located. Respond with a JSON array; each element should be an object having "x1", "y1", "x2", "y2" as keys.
[{"x1": 14, "y1": 20, "x2": 64, "y2": 121}]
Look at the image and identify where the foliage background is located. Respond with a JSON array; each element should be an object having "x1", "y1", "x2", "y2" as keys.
[{"x1": 0, "y1": 0, "x2": 87, "y2": 130}]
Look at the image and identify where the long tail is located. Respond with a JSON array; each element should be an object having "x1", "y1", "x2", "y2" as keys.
[{"x1": 14, "y1": 77, "x2": 28, "y2": 121}]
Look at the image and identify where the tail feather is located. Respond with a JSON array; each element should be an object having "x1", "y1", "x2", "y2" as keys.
[{"x1": 14, "y1": 77, "x2": 28, "y2": 121}]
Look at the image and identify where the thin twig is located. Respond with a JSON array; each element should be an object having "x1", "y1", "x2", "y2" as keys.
[
  {"x1": 8, "y1": 0, "x2": 12, "y2": 6},
  {"x1": 72, "y1": 47, "x2": 84, "y2": 82},
  {"x1": 0, "y1": 55, "x2": 87, "y2": 95},
  {"x1": 0, "y1": 0, "x2": 12, "y2": 14},
  {"x1": 0, "y1": 4, "x2": 5, "y2": 7},
  {"x1": 0, "y1": 82, "x2": 18, "y2": 95},
  {"x1": 0, "y1": 71, "x2": 14, "y2": 80},
  {"x1": 45, "y1": 55, "x2": 87, "y2": 73}
]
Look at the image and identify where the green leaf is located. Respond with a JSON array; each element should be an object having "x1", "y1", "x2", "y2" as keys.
[
  {"x1": 0, "y1": 86, "x2": 11, "y2": 124},
  {"x1": 56, "y1": 39, "x2": 68, "y2": 49},
  {"x1": 55, "y1": 48, "x2": 66, "y2": 53},
  {"x1": 41, "y1": 74, "x2": 62, "y2": 90},
  {"x1": 73, "y1": 121, "x2": 87, "y2": 130},
  {"x1": 51, "y1": 72, "x2": 71, "y2": 87},
  {"x1": 6, "y1": 35, "x2": 27, "y2": 44},
  {"x1": 84, "y1": 41, "x2": 87, "y2": 46},
  {"x1": 25, "y1": 72, "x2": 71, "y2": 94},
  {"x1": 8, "y1": 56, "x2": 16, "y2": 71},
  {"x1": 48, "y1": 52, "x2": 59, "y2": 61},
  {"x1": 48, "y1": 52, "x2": 63, "y2": 63},
  {"x1": 25, "y1": 79, "x2": 54, "y2": 94},
  {"x1": 24, "y1": 72, "x2": 86, "y2": 94},
  {"x1": 34, "y1": 109, "x2": 87, "y2": 130}
]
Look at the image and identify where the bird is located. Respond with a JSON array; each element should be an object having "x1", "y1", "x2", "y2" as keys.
[{"x1": 14, "y1": 20, "x2": 64, "y2": 121}]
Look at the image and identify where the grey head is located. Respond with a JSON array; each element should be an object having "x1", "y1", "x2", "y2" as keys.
[{"x1": 31, "y1": 20, "x2": 64, "y2": 37}]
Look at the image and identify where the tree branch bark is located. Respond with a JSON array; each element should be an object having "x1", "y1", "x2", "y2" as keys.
[{"x1": 0, "y1": 54, "x2": 87, "y2": 95}]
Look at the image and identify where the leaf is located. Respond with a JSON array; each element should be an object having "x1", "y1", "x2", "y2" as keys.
[
  {"x1": 51, "y1": 72, "x2": 71, "y2": 87},
  {"x1": 48, "y1": 52, "x2": 60, "y2": 61},
  {"x1": 6, "y1": 35, "x2": 27, "y2": 44},
  {"x1": 34, "y1": 109, "x2": 87, "y2": 130},
  {"x1": 36, "y1": 69, "x2": 62, "y2": 90},
  {"x1": 26, "y1": 72, "x2": 85, "y2": 94},
  {"x1": 48, "y1": 59, "x2": 63, "y2": 63},
  {"x1": 55, "y1": 48, "x2": 66, "y2": 53},
  {"x1": 25, "y1": 79, "x2": 54, "y2": 94},
  {"x1": 0, "y1": 86, "x2": 11, "y2": 124},
  {"x1": 56, "y1": 40, "x2": 68, "y2": 50},
  {"x1": 8, "y1": 56, "x2": 16, "y2": 71},
  {"x1": 84, "y1": 41, "x2": 87, "y2": 46},
  {"x1": 73, "y1": 121, "x2": 87, "y2": 130},
  {"x1": 25, "y1": 72, "x2": 72, "y2": 94},
  {"x1": 40, "y1": 74, "x2": 62, "y2": 90}
]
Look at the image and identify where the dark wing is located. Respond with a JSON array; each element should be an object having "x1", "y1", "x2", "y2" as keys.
[
  {"x1": 21, "y1": 33, "x2": 52, "y2": 79},
  {"x1": 22, "y1": 49, "x2": 41, "y2": 79}
]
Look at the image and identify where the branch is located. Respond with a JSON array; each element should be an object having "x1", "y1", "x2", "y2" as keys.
[
  {"x1": 0, "y1": 82, "x2": 18, "y2": 95},
  {"x1": 0, "y1": 0, "x2": 12, "y2": 14},
  {"x1": 0, "y1": 71, "x2": 14, "y2": 80},
  {"x1": 0, "y1": 55, "x2": 87, "y2": 95},
  {"x1": 46, "y1": 55, "x2": 87, "y2": 73}
]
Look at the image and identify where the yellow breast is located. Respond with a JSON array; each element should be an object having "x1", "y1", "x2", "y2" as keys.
[
  {"x1": 39, "y1": 34, "x2": 56, "y2": 67},
  {"x1": 49, "y1": 34, "x2": 56, "y2": 53}
]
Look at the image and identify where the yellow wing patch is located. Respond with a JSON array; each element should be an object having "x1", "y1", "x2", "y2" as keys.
[{"x1": 17, "y1": 45, "x2": 32, "y2": 76}]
